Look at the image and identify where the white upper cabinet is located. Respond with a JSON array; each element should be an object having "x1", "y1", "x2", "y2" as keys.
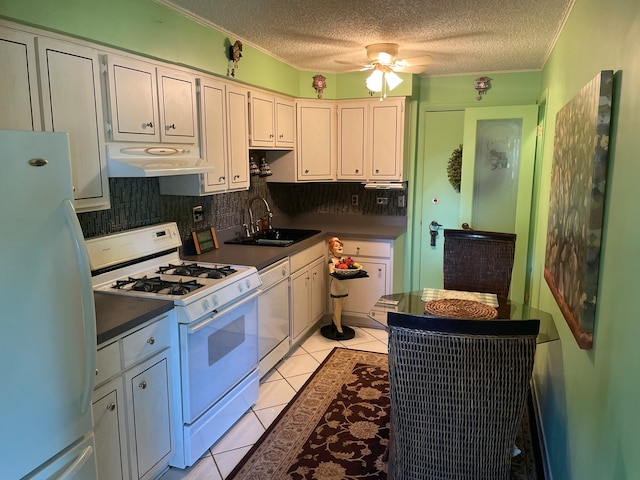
[
  {"x1": 0, "y1": 26, "x2": 41, "y2": 131},
  {"x1": 338, "y1": 97, "x2": 405, "y2": 182},
  {"x1": 157, "y1": 67, "x2": 198, "y2": 143},
  {"x1": 105, "y1": 55, "x2": 197, "y2": 144},
  {"x1": 37, "y1": 37, "x2": 110, "y2": 212},
  {"x1": 159, "y1": 77, "x2": 249, "y2": 196},
  {"x1": 249, "y1": 91, "x2": 294, "y2": 149},
  {"x1": 296, "y1": 100, "x2": 337, "y2": 181}
]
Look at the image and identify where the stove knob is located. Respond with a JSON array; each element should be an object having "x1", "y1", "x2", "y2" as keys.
[
  {"x1": 201, "y1": 298, "x2": 210, "y2": 311},
  {"x1": 238, "y1": 283, "x2": 244, "y2": 293},
  {"x1": 211, "y1": 296, "x2": 220, "y2": 307},
  {"x1": 245, "y1": 279, "x2": 251, "y2": 289}
]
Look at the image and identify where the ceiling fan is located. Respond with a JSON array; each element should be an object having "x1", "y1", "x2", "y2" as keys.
[
  {"x1": 360, "y1": 43, "x2": 433, "y2": 74},
  {"x1": 340, "y1": 43, "x2": 433, "y2": 98}
]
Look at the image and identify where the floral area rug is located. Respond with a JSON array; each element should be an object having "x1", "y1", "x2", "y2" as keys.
[{"x1": 227, "y1": 347, "x2": 541, "y2": 480}]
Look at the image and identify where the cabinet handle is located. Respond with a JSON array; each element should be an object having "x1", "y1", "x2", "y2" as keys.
[
  {"x1": 147, "y1": 336, "x2": 155, "y2": 345},
  {"x1": 270, "y1": 134, "x2": 274, "y2": 138},
  {"x1": 279, "y1": 134, "x2": 283, "y2": 139},
  {"x1": 166, "y1": 123, "x2": 176, "y2": 130},
  {"x1": 234, "y1": 175, "x2": 240, "y2": 180},
  {"x1": 95, "y1": 369, "x2": 99, "y2": 376},
  {"x1": 305, "y1": 169, "x2": 310, "y2": 174},
  {"x1": 356, "y1": 247, "x2": 360, "y2": 254},
  {"x1": 143, "y1": 122, "x2": 153, "y2": 128},
  {"x1": 219, "y1": 176, "x2": 226, "y2": 181},
  {"x1": 139, "y1": 380, "x2": 147, "y2": 389},
  {"x1": 106, "y1": 402, "x2": 116, "y2": 412},
  {"x1": 355, "y1": 169, "x2": 359, "y2": 173},
  {"x1": 375, "y1": 169, "x2": 380, "y2": 173}
]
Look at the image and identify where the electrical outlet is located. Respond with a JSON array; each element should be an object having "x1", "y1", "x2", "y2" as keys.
[
  {"x1": 398, "y1": 195, "x2": 406, "y2": 208},
  {"x1": 376, "y1": 197, "x2": 388, "y2": 205},
  {"x1": 193, "y1": 205, "x2": 204, "y2": 223},
  {"x1": 351, "y1": 194, "x2": 359, "y2": 206}
]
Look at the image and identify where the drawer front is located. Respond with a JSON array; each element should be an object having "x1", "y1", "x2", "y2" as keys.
[
  {"x1": 342, "y1": 239, "x2": 391, "y2": 258},
  {"x1": 290, "y1": 240, "x2": 326, "y2": 272},
  {"x1": 95, "y1": 341, "x2": 121, "y2": 387},
  {"x1": 122, "y1": 316, "x2": 170, "y2": 369}
]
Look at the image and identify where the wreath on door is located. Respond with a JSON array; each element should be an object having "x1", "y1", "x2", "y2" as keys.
[{"x1": 447, "y1": 144, "x2": 463, "y2": 192}]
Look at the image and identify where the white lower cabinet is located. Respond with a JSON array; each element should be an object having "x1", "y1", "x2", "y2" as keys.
[
  {"x1": 92, "y1": 312, "x2": 177, "y2": 480},
  {"x1": 338, "y1": 237, "x2": 405, "y2": 325},
  {"x1": 93, "y1": 378, "x2": 129, "y2": 480},
  {"x1": 290, "y1": 241, "x2": 327, "y2": 343}
]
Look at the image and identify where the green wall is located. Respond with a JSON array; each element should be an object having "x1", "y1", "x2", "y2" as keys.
[
  {"x1": 530, "y1": 0, "x2": 640, "y2": 478},
  {"x1": 408, "y1": 72, "x2": 541, "y2": 291}
]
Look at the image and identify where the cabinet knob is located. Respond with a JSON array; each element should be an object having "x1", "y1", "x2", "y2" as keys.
[
  {"x1": 305, "y1": 169, "x2": 310, "y2": 174},
  {"x1": 270, "y1": 134, "x2": 274, "y2": 138},
  {"x1": 143, "y1": 122, "x2": 153, "y2": 128},
  {"x1": 139, "y1": 380, "x2": 147, "y2": 389},
  {"x1": 355, "y1": 169, "x2": 359, "y2": 173},
  {"x1": 234, "y1": 175, "x2": 240, "y2": 180},
  {"x1": 147, "y1": 336, "x2": 155, "y2": 345},
  {"x1": 166, "y1": 123, "x2": 176, "y2": 130},
  {"x1": 95, "y1": 369, "x2": 99, "y2": 376},
  {"x1": 219, "y1": 176, "x2": 226, "y2": 181},
  {"x1": 106, "y1": 402, "x2": 116, "y2": 412}
]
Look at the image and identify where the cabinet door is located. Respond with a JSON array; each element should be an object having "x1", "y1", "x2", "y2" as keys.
[
  {"x1": 275, "y1": 98, "x2": 295, "y2": 148},
  {"x1": 125, "y1": 355, "x2": 173, "y2": 480},
  {"x1": 290, "y1": 268, "x2": 311, "y2": 341},
  {"x1": 310, "y1": 257, "x2": 326, "y2": 323},
  {"x1": 37, "y1": 38, "x2": 110, "y2": 212},
  {"x1": 107, "y1": 55, "x2": 159, "y2": 142},
  {"x1": 227, "y1": 85, "x2": 250, "y2": 190},
  {"x1": 93, "y1": 379, "x2": 130, "y2": 480},
  {"x1": 342, "y1": 260, "x2": 388, "y2": 315},
  {"x1": 296, "y1": 101, "x2": 336, "y2": 181},
  {"x1": 200, "y1": 78, "x2": 228, "y2": 194},
  {"x1": 249, "y1": 92, "x2": 275, "y2": 147},
  {"x1": 370, "y1": 99, "x2": 404, "y2": 180},
  {"x1": 157, "y1": 67, "x2": 197, "y2": 143},
  {"x1": 337, "y1": 103, "x2": 367, "y2": 180},
  {"x1": 0, "y1": 27, "x2": 41, "y2": 131}
]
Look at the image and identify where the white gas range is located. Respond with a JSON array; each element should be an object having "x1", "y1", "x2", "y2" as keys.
[{"x1": 87, "y1": 223, "x2": 262, "y2": 468}]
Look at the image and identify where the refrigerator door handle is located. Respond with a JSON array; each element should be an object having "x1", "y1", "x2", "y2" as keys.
[
  {"x1": 63, "y1": 200, "x2": 97, "y2": 413},
  {"x1": 56, "y1": 444, "x2": 94, "y2": 480}
]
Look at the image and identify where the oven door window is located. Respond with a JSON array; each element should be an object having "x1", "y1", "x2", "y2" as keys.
[{"x1": 181, "y1": 295, "x2": 258, "y2": 423}]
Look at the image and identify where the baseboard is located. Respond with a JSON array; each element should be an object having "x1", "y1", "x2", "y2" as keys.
[{"x1": 531, "y1": 382, "x2": 553, "y2": 480}]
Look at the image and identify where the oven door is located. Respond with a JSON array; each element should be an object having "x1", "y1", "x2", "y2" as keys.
[{"x1": 179, "y1": 291, "x2": 258, "y2": 424}]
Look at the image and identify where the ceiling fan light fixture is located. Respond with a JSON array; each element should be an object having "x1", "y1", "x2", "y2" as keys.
[
  {"x1": 366, "y1": 68, "x2": 384, "y2": 92},
  {"x1": 385, "y1": 70, "x2": 403, "y2": 91}
]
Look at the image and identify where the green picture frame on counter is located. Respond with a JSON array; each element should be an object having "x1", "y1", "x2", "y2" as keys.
[{"x1": 192, "y1": 227, "x2": 219, "y2": 254}]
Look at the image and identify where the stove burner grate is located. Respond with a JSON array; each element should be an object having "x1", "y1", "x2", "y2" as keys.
[
  {"x1": 112, "y1": 276, "x2": 204, "y2": 295},
  {"x1": 156, "y1": 263, "x2": 237, "y2": 279}
]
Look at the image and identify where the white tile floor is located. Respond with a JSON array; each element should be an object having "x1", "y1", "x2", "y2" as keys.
[{"x1": 160, "y1": 325, "x2": 388, "y2": 480}]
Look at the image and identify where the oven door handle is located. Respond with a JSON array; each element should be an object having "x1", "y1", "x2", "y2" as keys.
[{"x1": 187, "y1": 290, "x2": 260, "y2": 334}]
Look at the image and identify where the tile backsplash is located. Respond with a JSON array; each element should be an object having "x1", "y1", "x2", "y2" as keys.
[{"x1": 78, "y1": 176, "x2": 407, "y2": 240}]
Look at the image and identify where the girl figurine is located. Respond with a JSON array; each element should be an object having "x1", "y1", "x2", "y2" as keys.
[{"x1": 322, "y1": 237, "x2": 355, "y2": 340}]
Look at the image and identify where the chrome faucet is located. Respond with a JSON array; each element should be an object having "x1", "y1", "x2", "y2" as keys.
[{"x1": 247, "y1": 196, "x2": 273, "y2": 235}]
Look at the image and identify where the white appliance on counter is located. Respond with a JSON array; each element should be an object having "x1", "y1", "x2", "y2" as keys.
[
  {"x1": 86, "y1": 223, "x2": 262, "y2": 468},
  {"x1": 1, "y1": 130, "x2": 98, "y2": 479},
  {"x1": 258, "y1": 259, "x2": 291, "y2": 377}
]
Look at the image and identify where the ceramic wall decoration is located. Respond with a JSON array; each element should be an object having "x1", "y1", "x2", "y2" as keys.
[{"x1": 312, "y1": 74, "x2": 327, "y2": 99}]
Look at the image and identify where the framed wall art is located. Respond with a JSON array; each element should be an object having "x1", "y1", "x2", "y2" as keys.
[{"x1": 544, "y1": 70, "x2": 614, "y2": 349}]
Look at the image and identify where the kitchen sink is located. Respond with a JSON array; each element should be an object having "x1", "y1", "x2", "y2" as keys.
[{"x1": 224, "y1": 228, "x2": 322, "y2": 247}]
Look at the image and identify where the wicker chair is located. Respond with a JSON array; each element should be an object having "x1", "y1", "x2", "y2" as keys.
[
  {"x1": 443, "y1": 229, "x2": 517, "y2": 298},
  {"x1": 386, "y1": 312, "x2": 539, "y2": 480}
]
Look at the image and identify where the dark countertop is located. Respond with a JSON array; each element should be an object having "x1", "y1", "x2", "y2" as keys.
[
  {"x1": 95, "y1": 292, "x2": 174, "y2": 346},
  {"x1": 182, "y1": 213, "x2": 407, "y2": 270}
]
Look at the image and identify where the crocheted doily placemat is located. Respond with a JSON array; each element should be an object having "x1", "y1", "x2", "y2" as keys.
[{"x1": 424, "y1": 298, "x2": 498, "y2": 319}]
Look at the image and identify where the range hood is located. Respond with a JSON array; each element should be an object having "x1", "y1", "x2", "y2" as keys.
[
  {"x1": 362, "y1": 181, "x2": 407, "y2": 190},
  {"x1": 106, "y1": 144, "x2": 214, "y2": 177}
]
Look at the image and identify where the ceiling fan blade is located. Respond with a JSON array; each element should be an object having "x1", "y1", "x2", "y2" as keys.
[
  {"x1": 401, "y1": 54, "x2": 434, "y2": 66},
  {"x1": 395, "y1": 64, "x2": 430, "y2": 74}
]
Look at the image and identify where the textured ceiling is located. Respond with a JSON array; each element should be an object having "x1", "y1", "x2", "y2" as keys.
[{"x1": 158, "y1": 0, "x2": 574, "y2": 77}]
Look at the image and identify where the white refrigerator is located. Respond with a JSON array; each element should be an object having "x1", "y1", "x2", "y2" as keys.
[{"x1": 0, "y1": 130, "x2": 98, "y2": 479}]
